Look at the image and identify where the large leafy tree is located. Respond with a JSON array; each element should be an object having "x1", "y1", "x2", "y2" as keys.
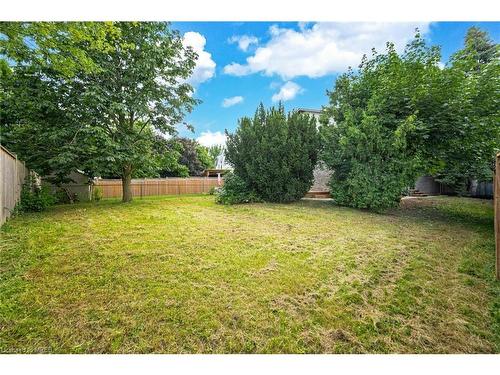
[
  {"x1": 319, "y1": 33, "x2": 443, "y2": 211},
  {"x1": 426, "y1": 27, "x2": 499, "y2": 191},
  {"x1": 1, "y1": 22, "x2": 118, "y2": 183},
  {"x1": 1, "y1": 22, "x2": 199, "y2": 201},
  {"x1": 225, "y1": 103, "x2": 319, "y2": 203},
  {"x1": 320, "y1": 28, "x2": 499, "y2": 211}
]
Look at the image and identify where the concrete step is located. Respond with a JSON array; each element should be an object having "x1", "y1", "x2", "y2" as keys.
[
  {"x1": 409, "y1": 189, "x2": 428, "y2": 197},
  {"x1": 305, "y1": 191, "x2": 331, "y2": 199}
]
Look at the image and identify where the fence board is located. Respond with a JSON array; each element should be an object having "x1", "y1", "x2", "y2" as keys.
[
  {"x1": 1, "y1": 145, "x2": 30, "y2": 225},
  {"x1": 94, "y1": 177, "x2": 222, "y2": 199}
]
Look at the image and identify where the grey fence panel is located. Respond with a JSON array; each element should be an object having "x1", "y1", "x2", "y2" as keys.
[{"x1": 1, "y1": 145, "x2": 29, "y2": 225}]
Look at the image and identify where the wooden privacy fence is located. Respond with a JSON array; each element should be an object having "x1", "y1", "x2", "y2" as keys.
[
  {"x1": 0, "y1": 145, "x2": 30, "y2": 225},
  {"x1": 94, "y1": 177, "x2": 223, "y2": 199}
]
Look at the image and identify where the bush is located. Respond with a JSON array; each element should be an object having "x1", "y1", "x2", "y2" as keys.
[
  {"x1": 92, "y1": 186, "x2": 103, "y2": 201},
  {"x1": 225, "y1": 103, "x2": 319, "y2": 203},
  {"x1": 319, "y1": 39, "x2": 431, "y2": 212},
  {"x1": 215, "y1": 172, "x2": 262, "y2": 205},
  {"x1": 320, "y1": 112, "x2": 419, "y2": 212},
  {"x1": 15, "y1": 176, "x2": 56, "y2": 213}
]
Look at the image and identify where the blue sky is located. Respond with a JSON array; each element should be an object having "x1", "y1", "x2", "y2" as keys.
[{"x1": 172, "y1": 22, "x2": 499, "y2": 146}]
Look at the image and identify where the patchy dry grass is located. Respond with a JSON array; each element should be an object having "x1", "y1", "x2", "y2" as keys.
[{"x1": 0, "y1": 195, "x2": 498, "y2": 353}]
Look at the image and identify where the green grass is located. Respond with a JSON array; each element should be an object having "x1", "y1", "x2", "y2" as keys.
[{"x1": 1, "y1": 195, "x2": 498, "y2": 353}]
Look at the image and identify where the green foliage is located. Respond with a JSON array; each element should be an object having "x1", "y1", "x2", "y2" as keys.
[
  {"x1": 1, "y1": 22, "x2": 199, "y2": 200},
  {"x1": 151, "y1": 136, "x2": 189, "y2": 178},
  {"x1": 320, "y1": 27, "x2": 499, "y2": 211},
  {"x1": 321, "y1": 113, "x2": 421, "y2": 211},
  {"x1": 15, "y1": 176, "x2": 56, "y2": 213},
  {"x1": 453, "y1": 26, "x2": 498, "y2": 67},
  {"x1": 54, "y1": 189, "x2": 79, "y2": 204},
  {"x1": 320, "y1": 36, "x2": 432, "y2": 211},
  {"x1": 215, "y1": 172, "x2": 262, "y2": 205},
  {"x1": 0, "y1": 22, "x2": 122, "y2": 184},
  {"x1": 148, "y1": 136, "x2": 212, "y2": 178},
  {"x1": 176, "y1": 138, "x2": 212, "y2": 176},
  {"x1": 225, "y1": 103, "x2": 319, "y2": 203},
  {"x1": 428, "y1": 27, "x2": 499, "y2": 190},
  {"x1": 92, "y1": 186, "x2": 103, "y2": 202},
  {"x1": 0, "y1": 22, "x2": 119, "y2": 77},
  {"x1": 195, "y1": 144, "x2": 213, "y2": 173}
]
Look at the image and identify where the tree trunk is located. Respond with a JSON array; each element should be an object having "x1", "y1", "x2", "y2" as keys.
[{"x1": 122, "y1": 165, "x2": 133, "y2": 203}]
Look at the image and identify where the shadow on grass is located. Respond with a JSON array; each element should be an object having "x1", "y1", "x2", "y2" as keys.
[
  {"x1": 396, "y1": 196, "x2": 494, "y2": 232},
  {"x1": 298, "y1": 196, "x2": 494, "y2": 233}
]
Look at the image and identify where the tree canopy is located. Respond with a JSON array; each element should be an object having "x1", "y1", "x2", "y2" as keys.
[
  {"x1": 1, "y1": 22, "x2": 199, "y2": 201},
  {"x1": 176, "y1": 138, "x2": 212, "y2": 176},
  {"x1": 427, "y1": 26, "x2": 500, "y2": 191},
  {"x1": 319, "y1": 28, "x2": 499, "y2": 211}
]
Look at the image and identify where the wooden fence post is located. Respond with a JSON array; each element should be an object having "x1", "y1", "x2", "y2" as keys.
[{"x1": 495, "y1": 153, "x2": 500, "y2": 280}]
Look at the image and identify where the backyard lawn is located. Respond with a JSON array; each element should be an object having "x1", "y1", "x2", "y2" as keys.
[{"x1": 0, "y1": 195, "x2": 498, "y2": 353}]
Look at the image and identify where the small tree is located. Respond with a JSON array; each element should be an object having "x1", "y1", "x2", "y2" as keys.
[
  {"x1": 174, "y1": 138, "x2": 212, "y2": 176},
  {"x1": 225, "y1": 103, "x2": 319, "y2": 203}
]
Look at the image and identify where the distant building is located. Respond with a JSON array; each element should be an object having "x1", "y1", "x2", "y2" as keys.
[
  {"x1": 297, "y1": 108, "x2": 322, "y2": 123},
  {"x1": 202, "y1": 146, "x2": 231, "y2": 183},
  {"x1": 43, "y1": 170, "x2": 95, "y2": 202},
  {"x1": 297, "y1": 108, "x2": 332, "y2": 196}
]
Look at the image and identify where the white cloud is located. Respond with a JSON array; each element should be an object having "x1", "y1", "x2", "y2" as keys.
[
  {"x1": 183, "y1": 31, "x2": 216, "y2": 85},
  {"x1": 223, "y1": 63, "x2": 252, "y2": 76},
  {"x1": 223, "y1": 22, "x2": 430, "y2": 80},
  {"x1": 228, "y1": 35, "x2": 258, "y2": 52},
  {"x1": 197, "y1": 131, "x2": 227, "y2": 147},
  {"x1": 222, "y1": 96, "x2": 244, "y2": 108},
  {"x1": 271, "y1": 81, "x2": 303, "y2": 102}
]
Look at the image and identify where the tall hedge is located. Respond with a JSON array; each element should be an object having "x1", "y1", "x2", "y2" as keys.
[
  {"x1": 320, "y1": 29, "x2": 499, "y2": 211},
  {"x1": 225, "y1": 103, "x2": 319, "y2": 203},
  {"x1": 320, "y1": 35, "x2": 441, "y2": 211}
]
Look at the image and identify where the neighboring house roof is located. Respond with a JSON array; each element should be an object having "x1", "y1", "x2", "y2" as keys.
[
  {"x1": 203, "y1": 169, "x2": 231, "y2": 177},
  {"x1": 297, "y1": 108, "x2": 322, "y2": 115}
]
